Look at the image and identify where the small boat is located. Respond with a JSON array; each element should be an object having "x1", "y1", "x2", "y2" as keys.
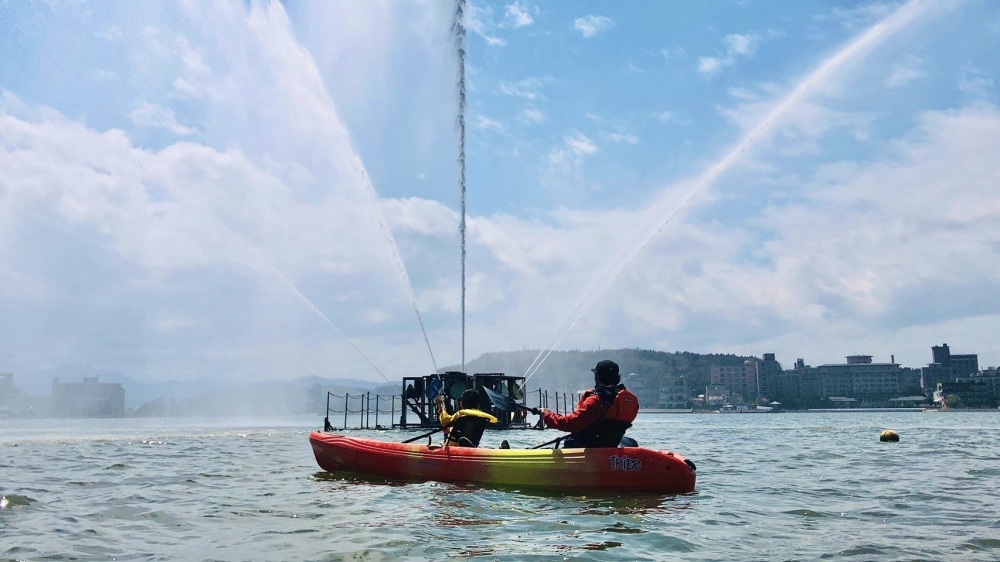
[{"x1": 309, "y1": 431, "x2": 697, "y2": 494}]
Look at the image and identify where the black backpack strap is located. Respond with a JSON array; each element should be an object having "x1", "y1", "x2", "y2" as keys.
[{"x1": 445, "y1": 415, "x2": 490, "y2": 447}]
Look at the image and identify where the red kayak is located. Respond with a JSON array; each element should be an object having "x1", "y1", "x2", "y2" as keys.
[{"x1": 309, "y1": 432, "x2": 696, "y2": 494}]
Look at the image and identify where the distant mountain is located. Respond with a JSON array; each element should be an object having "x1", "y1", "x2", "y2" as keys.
[{"x1": 444, "y1": 348, "x2": 752, "y2": 393}]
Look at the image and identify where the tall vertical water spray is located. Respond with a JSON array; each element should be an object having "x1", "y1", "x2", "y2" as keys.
[
  {"x1": 522, "y1": 0, "x2": 936, "y2": 383},
  {"x1": 452, "y1": 0, "x2": 468, "y2": 372}
]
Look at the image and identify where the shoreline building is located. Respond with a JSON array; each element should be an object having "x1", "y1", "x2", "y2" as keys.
[
  {"x1": 757, "y1": 353, "x2": 905, "y2": 407},
  {"x1": 757, "y1": 353, "x2": 807, "y2": 404},
  {"x1": 0, "y1": 372, "x2": 51, "y2": 417},
  {"x1": 814, "y1": 355, "x2": 900, "y2": 400},
  {"x1": 658, "y1": 371, "x2": 690, "y2": 409},
  {"x1": 937, "y1": 379, "x2": 996, "y2": 408},
  {"x1": 921, "y1": 343, "x2": 979, "y2": 394},
  {"x1": 709, "y1": 360, "x2": 759, "y2": 403},
  {"x1": 757, "y1": 353, "x2": 786, "y2": 400},
  {"x1": 0, "y1": 372, "x2": 17, "y2": 417},
  {"x1": 52, "y1": 377, "x2": 125, "y2": 417},
  {"x1": 969, "y1": 367, "x2": 1000, "y2": 399}
]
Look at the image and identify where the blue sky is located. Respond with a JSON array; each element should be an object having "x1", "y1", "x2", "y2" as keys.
[{"x1": 1, "y1": 0, "x2": 998, "y2": 385}]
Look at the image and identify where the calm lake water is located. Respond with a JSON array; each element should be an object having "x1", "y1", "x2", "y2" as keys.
[{"x1": 3, "y1": 411, "x2": 1000, "y2": 561}]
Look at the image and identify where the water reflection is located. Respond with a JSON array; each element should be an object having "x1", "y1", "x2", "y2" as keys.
[{"x1": 576, "y1": 493, "x2": 695, "y2": 516}]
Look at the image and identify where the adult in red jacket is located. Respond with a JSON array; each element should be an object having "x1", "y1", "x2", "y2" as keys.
[{"x1": 540, "y1": 360, "x2": 639, "y2": 448}]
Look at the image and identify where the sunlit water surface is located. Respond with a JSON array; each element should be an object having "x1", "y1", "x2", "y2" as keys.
[{"x1": 3, "y1": 412, "x2": 1000, "y2": 561}]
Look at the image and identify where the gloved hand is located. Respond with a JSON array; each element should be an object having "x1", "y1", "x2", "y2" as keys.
[{"x1": 530, "y1": 407, "x2": 541, "y2": 416}]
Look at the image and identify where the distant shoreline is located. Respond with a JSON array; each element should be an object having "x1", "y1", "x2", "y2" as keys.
[{"x1": 807, "y1": 408, "x2": 925, "y2": 412}]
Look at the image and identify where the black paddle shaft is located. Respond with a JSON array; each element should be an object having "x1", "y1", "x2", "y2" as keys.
[{"x1": 401, "y1": 427, "x2": 443, "y2": 443}]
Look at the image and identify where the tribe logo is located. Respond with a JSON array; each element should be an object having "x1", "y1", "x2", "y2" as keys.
[{"x1": 609, "y1": 455, "x2": 641, "y2": 471}]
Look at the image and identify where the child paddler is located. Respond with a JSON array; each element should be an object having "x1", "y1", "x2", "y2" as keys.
[{"x1": 435, "y1": 388, "x2": 498, "y2": 447}]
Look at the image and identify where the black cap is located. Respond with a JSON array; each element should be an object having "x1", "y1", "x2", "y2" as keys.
[{"x1": 591, "y1": 360, "x2": 620, "y2": 384}]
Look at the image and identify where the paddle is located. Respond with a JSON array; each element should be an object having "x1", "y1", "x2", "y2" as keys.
[
  {"x1": 400, "y1": 377, "x2": 447, "y2": 444},
  {"x1": 531, "y1": 435, "x2": 566, "y2": 449},
  {"x1": 402, "y1": 427, "x2": 443, "y2": 443},
  {"x1": 483, "y1": 387, "x2": 539, "y2": 414},
  {"x1": 530, "y1": 434, "x2": 637, "y2": 449},
  {"x1": 426, "y1": 377, "x2": 443, "y2": 400}
]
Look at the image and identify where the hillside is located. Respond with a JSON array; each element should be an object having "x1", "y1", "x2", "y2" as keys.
[{"x1": 444, "y1": 348, "x2": 756, "y2": 406}]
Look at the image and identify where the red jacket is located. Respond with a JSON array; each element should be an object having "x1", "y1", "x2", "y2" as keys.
[{"x1": 542, "y1": 386, "x2": 639, "y2": 433}]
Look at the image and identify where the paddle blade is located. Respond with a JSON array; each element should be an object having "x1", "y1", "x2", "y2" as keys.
[
  {"x1": 426, "y1": 378, "x2": 444, "y2": 399},
  {"x1": 483, "y1": 387, "x2": 519, "y2": 412}
]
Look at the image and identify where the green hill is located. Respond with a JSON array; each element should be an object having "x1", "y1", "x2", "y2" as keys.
[{"x1": 443, "y1": 348, "x2": 756, "y2": 407}]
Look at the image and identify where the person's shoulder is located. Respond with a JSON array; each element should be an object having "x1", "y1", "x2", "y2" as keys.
[
  {"x1": 617, "y1": 389, "x2": 640, "y2": 411},
  {"x1": 462, "y1": 408, "x2": 499, "y2": 421}
]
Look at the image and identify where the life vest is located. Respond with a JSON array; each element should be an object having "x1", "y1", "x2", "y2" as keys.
[
  {"x1": 601, "y1": 386, "x2": 639, "y2": 423},
  {"x1": 584, "y1": 384, "x2": 639, "y2": 423},
  {"x1": 561, "y1": 385, "x2": 640, "y2": 448}
]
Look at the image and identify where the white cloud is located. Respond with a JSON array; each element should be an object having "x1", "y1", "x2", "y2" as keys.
[
  {"x1": 823, "y1": 3, "x2": 896, "y2": 30},
  {"x1": 380, "y1": 197, "x2": 457, "y2": 237},
  {"x1": 727, "y1": 87, "x2": 759, "y2": 101},
  {"x1": 562, "y1": 132, "x2": 598, "y2": 155},
  {"x1": 497, "y1": 76, "x2": 550, "y2": 100},
  {"x1": 541, "y1": 132, "x2": 600, "y2": 195},
  {"x1": 504, "y1": 2, "x2": 534, "y2": 28},
  {"x1": 660, "y1": 46, "x2": 686, "y2": 60},
  {"x1": 698, "y1": 57, "x2": 722, "y2": 74},
  {"x1": 608, "y1": 132, "x2": 639, "y2": 144},
  {"x1": 886, "y1": 57, "x2": 927, "y2": 88},
  {"x1": 138, "y1": 25, "x2": 217, "y2": 101},
  {"x1": 752, "y1": 105, "x2": 1000, "y2": 323},
  {"x1": 475, "y1": 114, "x2": 505, "y2": 132},
  {"x1": 517, "y1": 106, "x2": 546, "y2": 124},
  {"x1": 655, "y1": 110, "x2": 674, "y2": 123},
  {"x1": 130, "y1": 102, "x2": 197, "y2": 136},
  {"x1": 573, "y1": 15, "x2": 614, "y2": 38},
  {"x1": 724, "y1": 33, "x2": 756, "y2": 55},
  {"x1": 715, "y1": 81, "x2": 873, "y2": 157},
  {"x1": 697, "y1": 32, "x2": 761, "y2": 75},
  {"x1": 466, "y1": 2, "x2": 507, "y2": 47},
  {"x1": 958, "y1": 65, "x2": 995, "y2": 99}
]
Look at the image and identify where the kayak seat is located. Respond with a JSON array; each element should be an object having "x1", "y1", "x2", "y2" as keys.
[
  {"x1": 445, "y1": 415, "x2": 490, "y2": 448},
  {"x1": 565, "y1": 419, "x2": 633, "y2": 448}
]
